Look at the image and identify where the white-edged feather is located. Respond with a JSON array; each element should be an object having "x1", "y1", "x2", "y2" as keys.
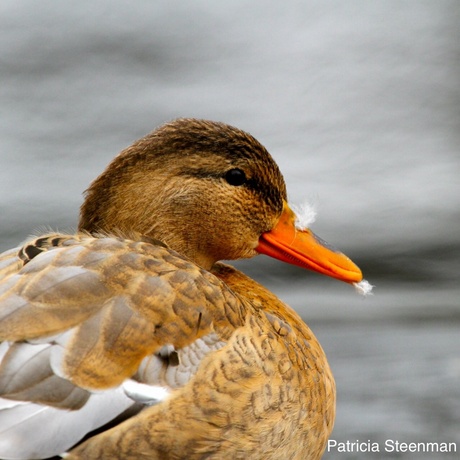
[
  {"x1": 137, "y1": 332, "x2": 226, "y2": 389},
  {"x1": 0, "y1": 342, "x2": 9, "y2": 362},
  {"x1": 0, "y1": 388, "x2": 134, "y2": 460}
]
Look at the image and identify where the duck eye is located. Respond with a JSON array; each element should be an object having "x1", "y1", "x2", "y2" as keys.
[{"x1": 225, "y1": 168, "x2": 247, "y2": 186}]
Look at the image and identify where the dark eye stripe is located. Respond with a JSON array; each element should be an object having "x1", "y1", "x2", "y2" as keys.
[{"x1": 179, "y1": 167, "x2": 283, "y2": 212}]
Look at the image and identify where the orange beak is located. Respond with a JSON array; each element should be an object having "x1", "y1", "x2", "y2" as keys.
[{"x1": 256, "y1": 202, "x2": 363, "y2": 283}]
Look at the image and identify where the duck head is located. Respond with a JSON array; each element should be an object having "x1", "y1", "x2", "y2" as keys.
[{"x1": 79, "y1": 118, "x2": 362, "y2": 283}]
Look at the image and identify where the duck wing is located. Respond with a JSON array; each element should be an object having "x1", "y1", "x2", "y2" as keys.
[{"x1": 0, "y1": 234, "x2": 242, "y2": 459}]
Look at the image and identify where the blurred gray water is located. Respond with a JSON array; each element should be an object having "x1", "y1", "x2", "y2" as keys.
[{"x1": 1, "y1": 1, "x2": 459, "y2": 458}]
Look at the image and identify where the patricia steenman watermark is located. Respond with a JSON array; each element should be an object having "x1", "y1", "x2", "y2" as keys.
[{"x1": 327, "y1": 439, "x2": 457, "y2": 454}]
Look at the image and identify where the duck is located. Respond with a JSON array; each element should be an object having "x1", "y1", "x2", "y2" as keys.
[{"x1": 0, "y1": 118, "x2": 369, "y2": 460}]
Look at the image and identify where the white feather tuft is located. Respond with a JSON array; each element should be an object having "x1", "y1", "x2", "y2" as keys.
[
  {"x1": 292, "y1": 201, "x2": 317, "y2": 230},
  {"x1": 353, "y1": 279, "x2": 374, "y2": 296}
]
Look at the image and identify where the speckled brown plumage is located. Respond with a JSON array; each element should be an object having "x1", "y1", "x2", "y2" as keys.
[
  {"x1": 0, "y1": 119, "x2": 363, "y2": 460},
  {"x1": 60, "y1": 263, "x2": 335, "y2": 460}
]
